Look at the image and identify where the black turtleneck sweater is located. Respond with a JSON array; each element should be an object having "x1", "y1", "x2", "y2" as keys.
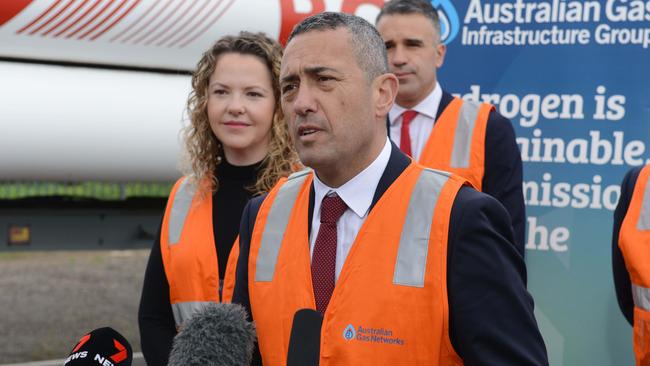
[
  {"x1": 213, "y1": 159, "x2": 261, "y2": 278},
  {"x1": 138, "y1": 159, "x2": 261, "y2": 366}
]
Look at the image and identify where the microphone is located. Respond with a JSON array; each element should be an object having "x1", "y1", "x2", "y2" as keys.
[
  {"x1": 167, "y1": 303, "x2": 256, "y2": 366},
  {"x1": 64, "y1": 327, "x2": 133, "y2": 366},
  {"x1": 286, "y1": 309, "x2": 323, "y2": 366}
]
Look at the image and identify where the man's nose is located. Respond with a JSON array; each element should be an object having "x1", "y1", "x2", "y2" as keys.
[
  {"x1": 391, "y1": 45, "x2": 408, "y2": 67},
  {"x1": 292, "y1": 86, "x2": 317, "y2": 116}
]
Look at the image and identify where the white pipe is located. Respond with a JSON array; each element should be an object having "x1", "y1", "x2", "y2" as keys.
[{"x1": 0, "y1": 62, "x2": 190, "y2": 181}]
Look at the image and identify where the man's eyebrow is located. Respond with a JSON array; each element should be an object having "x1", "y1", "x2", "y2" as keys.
[
  {"x1": 404, "y1": 38, "x2": 424, "y2": 45},
  {"x1": 304, "y1": 66, "x2": 339, "y2": 76},
  {"x1": 280, "y1": 74, "x2": 299, "y2": 85},
  {"x1": 281, "y1": 66, "x2": 341, "y2": 84}
]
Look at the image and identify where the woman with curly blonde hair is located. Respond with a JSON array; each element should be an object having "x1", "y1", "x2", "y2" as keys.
[{"x1": 139, "y1": 31, "x2": 299, "y2": 366}]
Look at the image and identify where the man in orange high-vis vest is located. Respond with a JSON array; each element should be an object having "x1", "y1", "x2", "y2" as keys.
[
  {"x1": 232, "y1": 12, "x2": 547, "y2": 366},
  {"x1": 375, "y1": 0, "x2": 526, "y2": 257},
  {"x1": 614, "y1": 165, "x2": 650, "y2": 364}
]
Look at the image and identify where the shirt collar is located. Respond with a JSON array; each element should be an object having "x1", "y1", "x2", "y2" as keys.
[
  {"x1": 389, "y1": 82, "x2": 442, "y2": 125},
  {"x1": 313, "y1": 138, "x2": 392, "y2": 218}
]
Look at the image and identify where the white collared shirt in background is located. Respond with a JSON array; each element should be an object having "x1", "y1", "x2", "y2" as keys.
[
  {"x1": 388, "y1": 82, "x2": 442, "y2": 161},
  {"x1": 310, "y1": 137, "x2": 392, "y2": 281}
]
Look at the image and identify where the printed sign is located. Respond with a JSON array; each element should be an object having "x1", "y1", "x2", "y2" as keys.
[{"x1": 444, "y1": 1, "x2": 649, "y2": 364}]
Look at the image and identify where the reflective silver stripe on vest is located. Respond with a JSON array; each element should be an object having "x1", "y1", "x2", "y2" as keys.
[
  {"x1": 632, "y1": 284, "x2": 650, "y2": 311},
  {"x1": 172, "y1": 301, "x2": 212, "y2": 326},
  {"x1": 255, "y1": 169, "x2": 311, "y2": 282},
  {"x1": 168, "y1": 178, "x2": 196, "y2": 246},
  {"x1": 450, "y1": 100, "x2": 481, "y2": 169},
  {"x1": 637, "y1": 176, "x2": 650, "y2": 230},
  {"x1": 394, "y1": 169, "x2": 450, "y2": 287}
]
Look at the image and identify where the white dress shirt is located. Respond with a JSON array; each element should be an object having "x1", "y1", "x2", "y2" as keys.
[
  {"x1": 389, "y1": 82, "x2": 442, "y2": 161},
  {"x1": 310, "y1": 137, "x2": 392, "y2": 281}
]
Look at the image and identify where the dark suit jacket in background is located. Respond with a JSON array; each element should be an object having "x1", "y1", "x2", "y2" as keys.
[
  {"x1": 233, "y1": 144, "x2": 548, "y2": 365},
  {"x1": 613, "y1": 166, "x2": 643, "y2": 325}
]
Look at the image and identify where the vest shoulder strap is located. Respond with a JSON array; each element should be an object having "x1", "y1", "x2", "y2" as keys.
[
  {"x1": 635, "y1": 165, "x2": 650, "y2": 230},
  {"x1": 394, "y1": 168, "x2": 450, "y2": 287},
  {"x1": 287, "y1": 168, "x2": 312, "y2": 181},
  {"x1": 168, "y1": 177, "x2": 198, "y2": 246},
  {"x1": 255, "y1": 170, "x2": 311, "y2": 281},
  {"x1": 450, "y1": 99, "x2": 484, "y2": 169}
]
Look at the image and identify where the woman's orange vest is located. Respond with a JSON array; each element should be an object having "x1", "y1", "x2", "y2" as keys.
[
  {"x1": 619, "y1": 164, "x2": 650, "y2": 365},
  {"x1": 159, "y1": 177, "x2": 238, "y2": 327},
  {"x1": 418, "y1": 97, "x2": 493, "y2": 191},
  {"x1": 248, "y1": 165, "x2": 465, "y2": 365},
  {"x1": 222, "y1": 237, "x2": 239, "y2": 303}
]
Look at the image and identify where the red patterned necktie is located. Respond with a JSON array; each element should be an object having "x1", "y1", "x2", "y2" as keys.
[
  {"x1": 400, "y1": 110, "x2": 418, "y2": 156},
  {"x1": 311, "y1": 194, "x2": 347, "y2": 314}
]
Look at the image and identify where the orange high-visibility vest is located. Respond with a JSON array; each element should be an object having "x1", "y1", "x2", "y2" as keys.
[
  {"x1": 418, "y1": 97, "x2": 493, "y2": 191},
  {"x1": 248, "y1": 165, "x2": 465, "y2": 365},
  {"x1": 619, "y1": 164, "x2": 650, "y2": 365},
  {"x1": 221, "y1": 237, "x2": 240, "y2": 303},
  {"x1": 160, "y1": 177, "x2": 238, "y2": 327}
]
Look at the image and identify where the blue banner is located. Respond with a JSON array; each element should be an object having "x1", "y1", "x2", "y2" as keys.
[{"x1": 437, "y1": 0, "x2": 650, "y2": 364}]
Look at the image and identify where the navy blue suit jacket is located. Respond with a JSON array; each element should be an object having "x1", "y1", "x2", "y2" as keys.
[
  {"x1": 232, "y1": 144, "x2": 548, "y2": 365},
  {"x1": 389, "y1": 91, "x2": 526, "y2": 257},
  {"x1": 612, "y1": 166, "x2": 643, "y2": 325}
]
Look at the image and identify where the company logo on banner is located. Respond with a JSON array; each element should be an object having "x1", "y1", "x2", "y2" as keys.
[{"x1": 430, "y1": 0, "x2": 461, "y2": 44}]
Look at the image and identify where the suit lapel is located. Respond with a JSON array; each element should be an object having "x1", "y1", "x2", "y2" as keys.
[
  {"x1": 370, "y1": 142, "x2": 411, "y2": 210},
  {"x1": 436, "y1": 91, "x2": 454, "y2": 121}
]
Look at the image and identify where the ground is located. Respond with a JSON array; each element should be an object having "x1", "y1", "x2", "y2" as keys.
[{"x1": 0, "y1": 249, "x2": 150, "y2": 363}]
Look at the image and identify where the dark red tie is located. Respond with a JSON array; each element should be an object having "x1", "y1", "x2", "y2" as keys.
[
  {"x1": 311, "y1": 194, "x2": 347, "y2": 314},
  {"x1": 400, "y1": 110, "x2": 418, "y2": 156}
]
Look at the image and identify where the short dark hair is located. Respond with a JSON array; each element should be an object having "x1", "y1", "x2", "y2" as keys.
[
  {"x1": 287, "y1": 12, "x2": 388, "y2": 81},
  {"x1": 376, "y1": 0, "x2": 441, "y2": 40}
]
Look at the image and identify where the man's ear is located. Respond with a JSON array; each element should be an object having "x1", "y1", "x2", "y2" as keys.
[
  {"x1": 436, "y1": 43, "x2": 447, "y2": 68},
  {"x1": 374, "y1": 73, "x2": 399, "y2": 118}
]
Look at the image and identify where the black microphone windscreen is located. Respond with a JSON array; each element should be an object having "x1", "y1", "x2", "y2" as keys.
[
  {"x1": 286, "y1": 308, "x2": 323, "y2": 366},
  {"x1": 64, "y1": 327, "x2": 132, "y2": 366},
  {"x1": 167, "y1": 303, "x2": 256, "y2": 366}
]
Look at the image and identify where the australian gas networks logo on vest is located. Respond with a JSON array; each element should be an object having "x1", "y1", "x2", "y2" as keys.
[
  {"x1": 342, "y1": 324, "x2": 405, "y2": 346},
  {"x1": 431, "y1": 0, "x2": 461, "y2": 45}
]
